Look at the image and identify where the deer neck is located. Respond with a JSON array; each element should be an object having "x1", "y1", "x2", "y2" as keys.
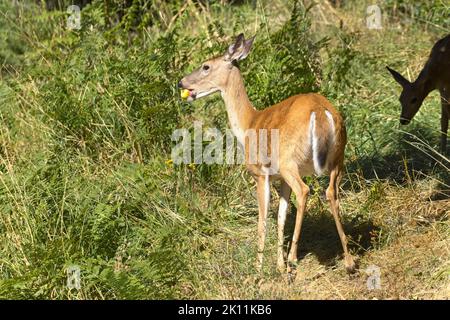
[
  {"x1": 415, "y1": 63, "x2": 436, "y2": 99},
  {"x1": 221, "y1": 67, "x2": 257, "y2": 146}
]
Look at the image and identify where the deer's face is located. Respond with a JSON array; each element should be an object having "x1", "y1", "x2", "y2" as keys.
[
  {"x1": 386, "y1": 66, "x2": 424, "y2": 125},
  {"x1": 178, "y1": 34, "x2": 255, "y2": 102},
  {"x1": 398, "y1": 84, "x2": 423, "y2": 125},
  {"x1": 178, "y1": 57, "x2": 231, "y2": 102}
]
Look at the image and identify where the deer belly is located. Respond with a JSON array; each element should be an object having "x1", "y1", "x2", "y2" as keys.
[{"x1": 246, "y1": 164, "x2": 282, "y2": 180}]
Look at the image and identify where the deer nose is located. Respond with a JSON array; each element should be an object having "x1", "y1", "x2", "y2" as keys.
[
  {"x1": 177, "y1": 80, "x2": 183, "y2": 89},
  {"x1": 400, "y1": 118, "x2": 410, "y2": 125}
]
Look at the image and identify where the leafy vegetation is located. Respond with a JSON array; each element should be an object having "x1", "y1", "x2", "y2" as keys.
[{"x1": 0, "y1": 0, "x2": 448, "y2": 299}]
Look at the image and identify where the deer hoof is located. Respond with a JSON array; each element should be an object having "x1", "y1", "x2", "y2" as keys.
[{"x1": 344, "y1": 255, "x2": 356, "y2": 274}]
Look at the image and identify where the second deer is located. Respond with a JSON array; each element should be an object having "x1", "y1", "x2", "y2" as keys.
[
  {"x1": 178, "y1": 34, "x2": 355, "y2": 273},
  {"x1": 387, "y1": 34, "x2": 450, "y2": 153}
]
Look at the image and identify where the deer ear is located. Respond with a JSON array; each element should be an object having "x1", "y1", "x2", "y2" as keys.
[
  {"x1": 238, "y1": 35, "x2": 255, "y2": 61},
  {"x1": 386, "y1": 66, "x2": 410, "y2": 88},
  {"x1": 225, "y1": 33, "x2": 244, "y2": 61},
  {"x1": 224, "y1": 33, "x2": 254, "y2": 62}
]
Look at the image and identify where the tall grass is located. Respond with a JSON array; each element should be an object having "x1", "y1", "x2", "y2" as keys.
[{"x1": 0, "y1": 0, "x2": 448, "y2": 299}]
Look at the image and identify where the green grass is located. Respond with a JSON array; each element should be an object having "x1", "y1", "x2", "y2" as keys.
[{"x1": 0, "y1": 0, "x2": 448, "y2": 299}]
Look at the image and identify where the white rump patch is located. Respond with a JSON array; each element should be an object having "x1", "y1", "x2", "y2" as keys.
[
  {"x1": 309, "y1": 112, "x2": 322, "y2": 175},
  {"x1": 309, "y1": 110, "x2": 335, "y2": 176}
]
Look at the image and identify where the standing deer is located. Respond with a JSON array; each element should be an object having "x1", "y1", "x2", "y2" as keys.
[
  {"x1": 387, "y1": 34, "x2": 450, "y2": 153},
  {"x1": 178, "y1": 34, "x2": 355, "y2": 273}
]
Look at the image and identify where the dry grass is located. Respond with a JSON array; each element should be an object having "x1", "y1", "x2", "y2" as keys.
[
  {"x1": 186, "y1": 176, "x2": 449, "y2": 300},
  {"x1": 0, "y1": 0, "x2": 448, "y2": 300}
]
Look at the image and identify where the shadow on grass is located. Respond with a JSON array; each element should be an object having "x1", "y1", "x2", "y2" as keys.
[
  {"x1": 345, "y1": 124, "x2": 449, "y2": 193},
  {"x1": 284, "y1": 205, "x2": 379, "y2": 268},
  {"x1": 276, "y1": 124, "x2": 447, "y2": 269}
]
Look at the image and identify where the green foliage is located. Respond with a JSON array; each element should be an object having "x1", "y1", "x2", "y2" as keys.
[
  {"x1": 0, "y1": 2, "x2": 27, "y2": 73},
  {"x1": 0, "y1": 0, "x2": 448, "y2": 299},
  {"x1": 384, "y1": 0, "x2": 450, "y2": 28},
  {"x1": 246, "y1": 1, "x2": 326, "y2": 107},
  {"x1": 322, "y1": 29, "x2": 359, "y2": 95}
]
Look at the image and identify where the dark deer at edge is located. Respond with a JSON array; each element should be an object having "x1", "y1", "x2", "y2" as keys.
[{"x1": 387, "y1": 34, "x2": 450, "y2": 153}]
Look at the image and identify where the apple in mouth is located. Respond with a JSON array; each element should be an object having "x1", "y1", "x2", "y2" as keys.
[
  {"x1": 180, "y1": 88, "x2": 218, "y2": 102},
  {"x1": 180, "y1": 89, "x2": 196, "y2": 101}
]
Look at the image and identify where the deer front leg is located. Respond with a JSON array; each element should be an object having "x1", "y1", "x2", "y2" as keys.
[
  {"x1": 256, "y1": 175, "x2": 270, "y2": 272},
  {"x1": 440, "y1": 89, "x2": 449, "y2": 153}
]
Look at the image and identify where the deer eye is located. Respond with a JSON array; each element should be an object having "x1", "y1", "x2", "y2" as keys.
[
  {"x1": 202, "y1": 65, "x2": 210, "y2": 71},
  {"x1": 411, "y1": 97, "x2": 417, "y2": 104}
]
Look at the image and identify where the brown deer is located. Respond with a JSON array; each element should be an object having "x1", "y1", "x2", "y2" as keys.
[
  {"x1": 387, "y1": 34, "x2": 450, "y2": 153},
  {"x1": 178, "y1": 34, "x2": 355, "y2": 273}
]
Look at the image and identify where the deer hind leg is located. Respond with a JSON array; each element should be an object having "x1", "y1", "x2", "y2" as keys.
[
  {"x1": 281, "y1": 166, "x2": 309, "y2": 268},
  {"x1": 326, "y1": 166, "x2": 356, "y2": 273},
  {"x1": 440, "y1": 89, "x2": 449, "y2": 153},
  {"x1": 256, "y1": 175, "x2": 270, "y2": 272},
  {"x1": 277, "y1": 180, "x2": 292, "y2": 272}
]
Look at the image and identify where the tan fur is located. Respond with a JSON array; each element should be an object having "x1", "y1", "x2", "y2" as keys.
[{"x1": 179, "y1": 34, "x2": 355, "y2": 273}]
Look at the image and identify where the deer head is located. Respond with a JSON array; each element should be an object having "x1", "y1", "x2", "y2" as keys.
[
  {"x1": 386, "y1": 66, "x2": 428, "y2": 125},
  {"x1": 178, "y1": 33, "x2": 255, "y2": 102}
]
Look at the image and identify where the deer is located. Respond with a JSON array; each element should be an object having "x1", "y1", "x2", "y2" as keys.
[
  {"x1": 178, "y1": 34, "x2": 356, "y2": 274},
  {"x1": 387, "y1": 34, "x2": 450, "y2": 153}
]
